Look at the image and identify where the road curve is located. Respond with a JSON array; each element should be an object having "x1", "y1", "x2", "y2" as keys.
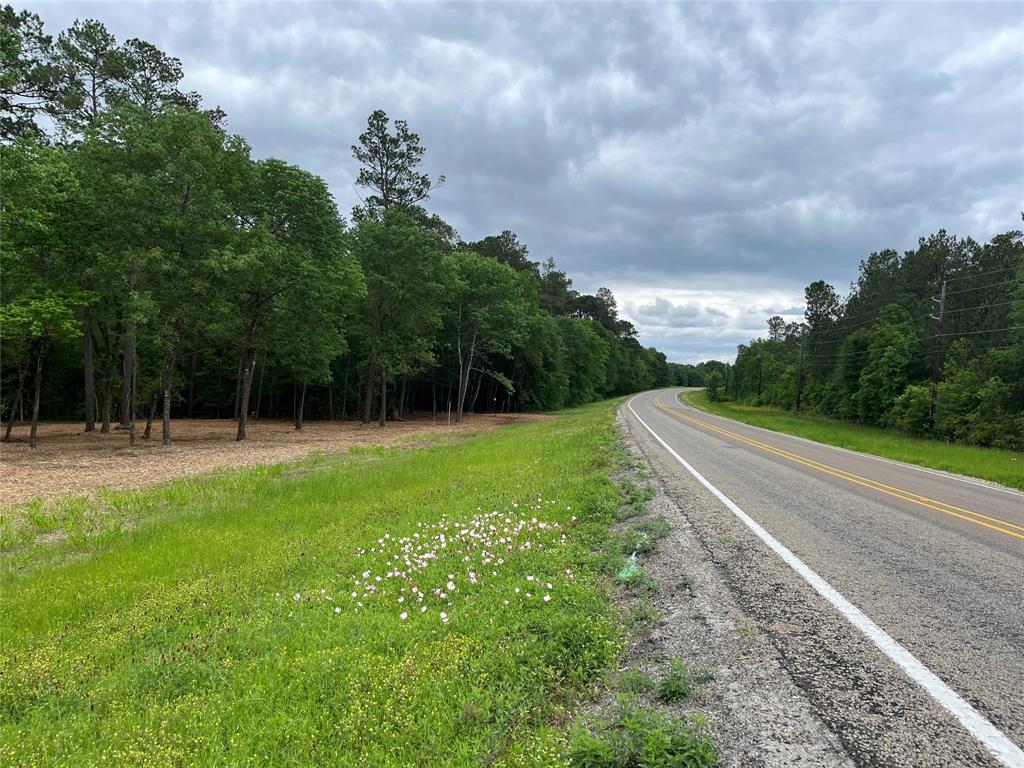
[{"x1": 622, "y1": 388, "x2": 1024, "y2": 768}]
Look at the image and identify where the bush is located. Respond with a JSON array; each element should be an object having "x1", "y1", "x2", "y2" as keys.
[
  {"x1": 704, "y1": 371, "x2": 724, "y2": 402},
  {"x1": 888, "y1": 384, "x2": 931, "y2": 435}
]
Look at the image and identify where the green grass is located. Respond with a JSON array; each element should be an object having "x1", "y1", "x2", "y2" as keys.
[
  {"x1": 567, "y1": 698, "x2": 717, "y2": 768},
  {"x1": 0, "y1": 401, "x2": 631, "y2": 767},
  {"x1": 681, "y1": 391, "x2": 1024, "y2": 491}
]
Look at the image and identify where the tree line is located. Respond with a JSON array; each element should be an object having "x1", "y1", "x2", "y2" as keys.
[
  {"x1": 710, "y1": 229, "x2": 1024, "y2": 449},
  {"x1": 1, "y1": 8, "x2": 676, "y2": 448}
]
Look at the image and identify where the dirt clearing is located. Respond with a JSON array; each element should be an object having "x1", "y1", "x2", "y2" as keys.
[{"x1": 0, "y1": 414, "x2": 550, "y2": 505}]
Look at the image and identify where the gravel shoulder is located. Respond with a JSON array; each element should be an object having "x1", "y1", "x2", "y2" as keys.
[{"x1": 613, "y1": 412, "x2": 854, "y2": 767}]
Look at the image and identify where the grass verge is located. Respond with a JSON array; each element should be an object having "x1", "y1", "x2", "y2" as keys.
[
  {"x1": 1, "y1": 402, "x2": 626, "y2": 767},
  {"x1": 681, "y1": 390, "x2": 1023, "y2": 491}
]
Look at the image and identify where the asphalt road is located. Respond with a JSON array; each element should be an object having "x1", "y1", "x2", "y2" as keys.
[{"x1": 622, "y1": 388, "x2": 1024, "y2": 768}]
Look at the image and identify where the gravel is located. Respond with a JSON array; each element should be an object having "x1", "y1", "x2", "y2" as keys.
[{"x1": 614, "y1": 411, "x2": 854, "y2": 767}]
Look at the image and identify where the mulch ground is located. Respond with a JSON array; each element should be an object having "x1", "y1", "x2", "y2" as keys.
[{"x1": 0, "y1": 413, "x2": 551, "y2": 506}]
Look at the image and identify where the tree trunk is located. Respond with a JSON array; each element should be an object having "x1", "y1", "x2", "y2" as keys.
[
  {"x1": 161, "y1": 337, "x2": 178, "y2": 446},
  {"x1": 362, "y1": 358, "x2": 377, "y2": 424},
  {"x1": 467, "y1": 372, "x2": 484, "y2": 416},
  {"x1": 144, "y1": 393, "x2": 157, "y2": 439},
  {"x1": 118, "y1": 325, "x2": 137, "y2": 446},
  {"x1": 341, "y1": 364, "x2": 349, "y2": 420},
  {"x1": 456, "y1": 350, "x2": 476, "y2": 422},
  {"x1": 328, "y1": 384, "x2": 334, "y2": 421},
  {"x1": 431, "y1": 378, "x2": 437, "y2": 423},
  {"x1": 186, "y1": 331, "x2": 199, "y2": 418},
  {"x1": 233, "y1": 353, "x2": 244, "y2": 421},
  {"x1": 3, "y1": 362, "x2": 26, "y2": 442},
  {"x1": 29, "y1": 337, "x2": 47, "y2": 450},
  {"x1": 393, "y1": 378, "x2": 406, "y2": 421},
  {"x1": 119, "y1": 328, "x2": 134, "y2": 428},
  {"x1": 295, "y1": 381, "x2": 306, "y2": 430},
  {"x1": 236, "y1": 348, "x2": 257, "y2": 441},
  {"x1": 83, "y1": 326, "x2": 96, "y2": 432},
  {"x1": 100, "y1": 367, "x2": 113, "y2": 433},
  {"x1": 378, "y1": 369, "x2": 387, "y2": 427},
  {"x1": 255, "y1": 354, "x2": 266, "y2": 419}
]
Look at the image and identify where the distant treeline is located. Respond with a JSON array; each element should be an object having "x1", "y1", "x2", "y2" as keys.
[
  {"x1": 1, "y1": 8, "x2": 678, "y2": 447},
  {"x1": 707, "y1": 230, "x2": 1024, "y2": 449}
]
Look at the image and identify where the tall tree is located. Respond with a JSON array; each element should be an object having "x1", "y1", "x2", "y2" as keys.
[
  {"x1": 226, "y1": 158, "x2": 362, "y2": 440},
  {"x1": 443, "y1": 251, "x2": 528, "y2": 421},
  {"x1": 350, "y1": 109, "x2": 447, "y2": 424},
  {"x1": 0, "y1": 5, "x2": 59, "y2": 140},
  {"x1": 352, "y1": 209, "x2": 445, "y2": 426},
  {"x1": 351, "y1": 109, "x2": 444, "y2": 219}
]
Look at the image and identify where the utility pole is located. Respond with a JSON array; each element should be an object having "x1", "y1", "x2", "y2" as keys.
[
  {"x1": 929, "y1": 279, "x2": 947, "y2": 428},
  {"x1": 795, "y1": 334, "x2": 806, "y2": 414}
]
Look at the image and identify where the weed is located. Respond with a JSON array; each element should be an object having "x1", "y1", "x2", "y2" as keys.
[
  {"x1": 617, "y1": 668, "x2": 654, "y2": 694},
  {"x1": 655, "y1": 658, "x2": 715, "y2": 704},
  {"x1": 567, "y1": 698, "x2": 718, "y2": 767},
  {"x1": 621, "y1": 517, "x2": 670, "y2": 556},
  {"x1": 628, "y1": 598, "x2": 661, "y2": 631},
  {"x1": 717, "y1": 534, "x2": 733, "y2": 545},
  {"x1": 680, "y1": 573, "x2": 696, "y2": 593}
]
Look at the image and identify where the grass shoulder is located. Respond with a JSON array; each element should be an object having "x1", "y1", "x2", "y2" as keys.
[
  {"x1": 1, "y1": 400, "x2": 633, "y2": 767},
  {"x1": 680, "y1": 390, "x2": 1023, "y2": 491}
]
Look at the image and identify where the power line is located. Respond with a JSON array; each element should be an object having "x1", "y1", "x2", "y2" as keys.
[
  {"x1": 927, "y1": 325, "x2": 1024, "y2": 339},
  {"x1": 940, "y1": 300, "x2": 1020, "y2": 316},
  {"x1": 944, "y1": 278, "x2": 1019, "y2": 297},
  {"x1": 795, "y1": 300, "x2": 1022, "y2": 347},
  {"x1": 943, "y1": 265, "x2": 1021, "y2": 284}
]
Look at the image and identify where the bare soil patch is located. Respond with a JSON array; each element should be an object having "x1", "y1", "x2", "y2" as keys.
[{"x1": 0, "y1": 413, "x2": 550, "y2": 505}]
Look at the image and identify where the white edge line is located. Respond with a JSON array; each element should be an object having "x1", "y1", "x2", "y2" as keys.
[
  {"x1": 668, "y1": 388, "x2": 1024, "y2": 499},
  {"x1": 626, "y1": 393, "x2": 1024, "y2": 768}
]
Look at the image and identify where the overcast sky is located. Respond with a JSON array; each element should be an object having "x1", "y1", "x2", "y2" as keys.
[{"x1": 32, "y1": 1, "x2": 1024, "y2": 362}]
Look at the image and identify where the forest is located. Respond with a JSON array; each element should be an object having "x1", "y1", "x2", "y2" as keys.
[
  {"x1": 710, "y1": 229, "x2": 1024, "y2": 449},
  {"x1": 0, "y1": 8, "x2": 676, "y2": 449}
]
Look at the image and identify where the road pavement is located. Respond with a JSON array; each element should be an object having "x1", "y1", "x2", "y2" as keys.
[{"x1": 622, "y1": 388, "x2": 1024, "y2": 767}]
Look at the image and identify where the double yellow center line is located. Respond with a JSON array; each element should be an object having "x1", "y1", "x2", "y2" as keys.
[{"x1": 652, "y1": 395, "x2": 1024, "y2": 543}]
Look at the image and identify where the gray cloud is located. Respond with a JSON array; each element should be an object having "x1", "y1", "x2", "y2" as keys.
[{"x1": 31, "y1": 1, "x2": 1024, "y2": 361}]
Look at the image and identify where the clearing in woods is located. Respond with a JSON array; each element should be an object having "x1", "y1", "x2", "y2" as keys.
[{"x1": 0, "y1": 413, "x2": 550, "y2": 505}]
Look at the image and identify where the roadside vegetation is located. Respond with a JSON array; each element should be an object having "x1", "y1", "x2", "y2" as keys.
[
  {"x1": 671, "y1": 230, "x2": 1024, "y2": 454},
  {"x1": 1, "y1": 401, "x2": 719, "y2": 766},
  {"x1": 2, "y1": 8, "x2": 674, "y2": 451},
  {"x1": 682, "y1": 390, "x2": 1024, "y2": 491}
]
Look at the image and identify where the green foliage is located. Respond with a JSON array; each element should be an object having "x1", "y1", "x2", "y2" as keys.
[
  {"x1": 889, "y1": 384, "x2": 931, "y2": 435},
  {"x1": 0, "y1": 401, "x2": 626, "y2": 765},
  {"x1": 723, "y1": 229, "x2": 1024, "y2": 451},
  {"x1": 704, "y1": 370, "x2": 724, "y2": 402},
  {"x1": 617, "y1": 669, "x2": 655, "y2": 694},
  {"x1": 3, "y1": 10, "x2": 679, "y2": 442},
  {"x1": 655, "y1": 659, "x2": 714, "y2": 704},
  {"x1": 567, "y1": 700, "x2": 718, "y2": 768}
]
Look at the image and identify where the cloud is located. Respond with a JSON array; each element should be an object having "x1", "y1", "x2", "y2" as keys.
[{"x1": 31, "y1": 1, "x2": 1024, "y2": 362}]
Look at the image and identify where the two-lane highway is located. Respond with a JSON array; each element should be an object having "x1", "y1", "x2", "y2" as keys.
[{"x1": 623, "y1": 388, "x2": 1024, "y2": 767}]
